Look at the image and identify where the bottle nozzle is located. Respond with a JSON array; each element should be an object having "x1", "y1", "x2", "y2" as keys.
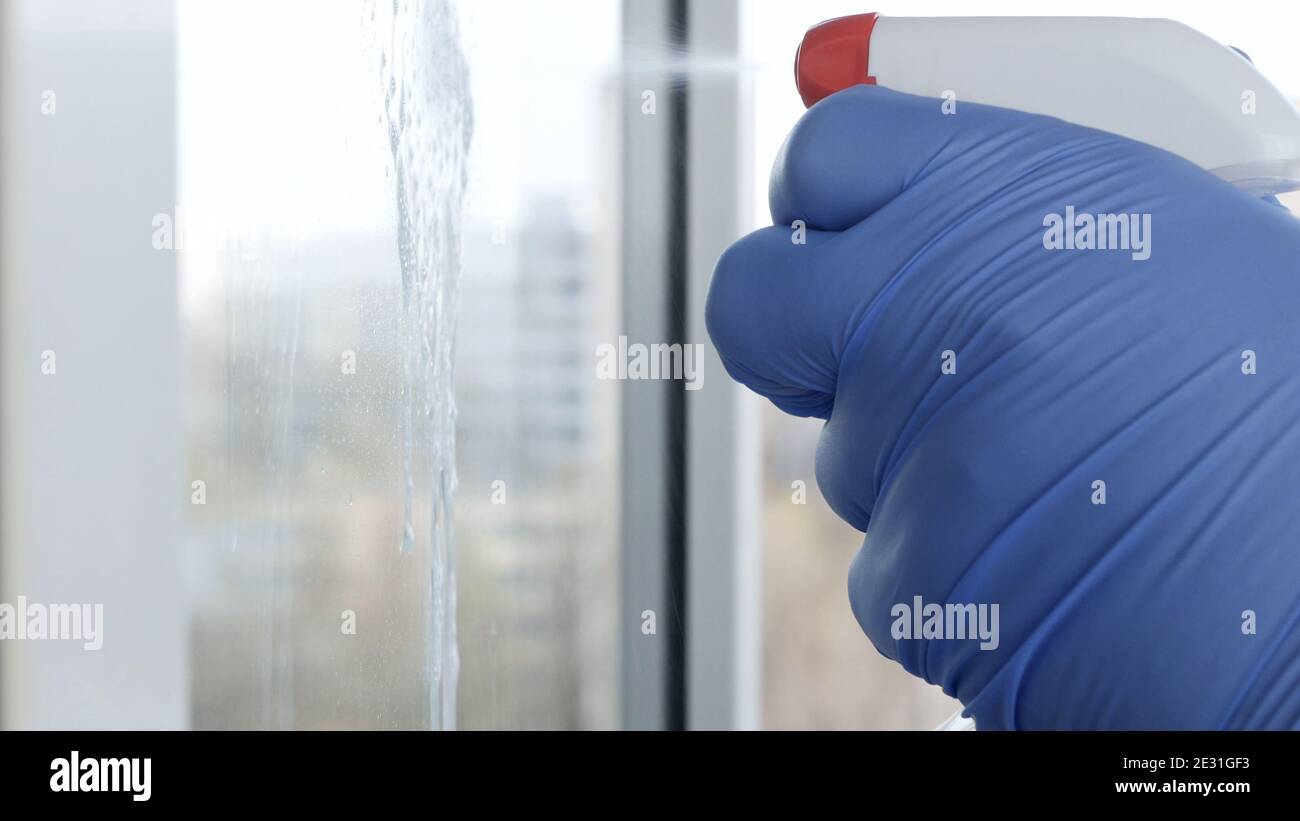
[{"x1": 794, "y1": 13, "x2": 878, "y2": 108}]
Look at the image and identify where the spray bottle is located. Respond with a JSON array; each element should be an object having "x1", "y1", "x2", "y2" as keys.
[{"x1": 794, "y1": 13, "x2": 1300, "y2": 195}]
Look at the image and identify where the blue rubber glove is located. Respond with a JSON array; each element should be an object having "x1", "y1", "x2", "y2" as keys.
[{"x1": 706, "y1": 85, "x2": 1300, "y2": 729}]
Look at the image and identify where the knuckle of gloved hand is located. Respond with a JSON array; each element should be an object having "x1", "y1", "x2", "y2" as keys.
[{"x1": 706, "y1": 226, "x2": 810, "y2": 389}]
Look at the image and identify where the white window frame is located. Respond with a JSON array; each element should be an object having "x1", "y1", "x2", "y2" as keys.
[
  {"x1": 620, "y1": 0, "x2": 759, "y2": 731},
  {"x1": 0, "y1": 0, "x2": 187, "y2": 729}
]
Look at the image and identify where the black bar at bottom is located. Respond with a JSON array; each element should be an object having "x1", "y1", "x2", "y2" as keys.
[{"x1": 3, "y1": 729, "x2": 1288, "y2": 807}]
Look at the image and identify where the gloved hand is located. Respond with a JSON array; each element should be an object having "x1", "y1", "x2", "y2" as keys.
[{"x1": 706, "y1": 85, "x2": 1300, "y2": 729}]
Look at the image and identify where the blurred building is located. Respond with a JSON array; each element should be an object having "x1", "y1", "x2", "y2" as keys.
[{"x1": 455, "y1": 194, "x2": 617, "y2": 729}]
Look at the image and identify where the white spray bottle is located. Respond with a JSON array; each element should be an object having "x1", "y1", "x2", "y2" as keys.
[{"x1": 794, "y1": 13, "x2": 1300, "y2": 195}]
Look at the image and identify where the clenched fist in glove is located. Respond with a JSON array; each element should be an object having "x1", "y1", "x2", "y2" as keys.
[{"x1": 706, "y1": 85, "x2": 1300, "y2": 729}]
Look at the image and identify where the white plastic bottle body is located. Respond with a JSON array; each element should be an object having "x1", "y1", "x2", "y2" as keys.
[{"x1": 868, "y1": 16, "x2": 1300, "y2": 194}]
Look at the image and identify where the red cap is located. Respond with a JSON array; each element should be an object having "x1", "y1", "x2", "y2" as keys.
[{"x1": 794, "y1": 13, "x2": 878, "y2": 108}]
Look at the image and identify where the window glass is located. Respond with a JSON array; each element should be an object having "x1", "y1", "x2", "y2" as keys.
[{"x1": 179, "y1": 0, "x2": 620, "y2": 729}]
